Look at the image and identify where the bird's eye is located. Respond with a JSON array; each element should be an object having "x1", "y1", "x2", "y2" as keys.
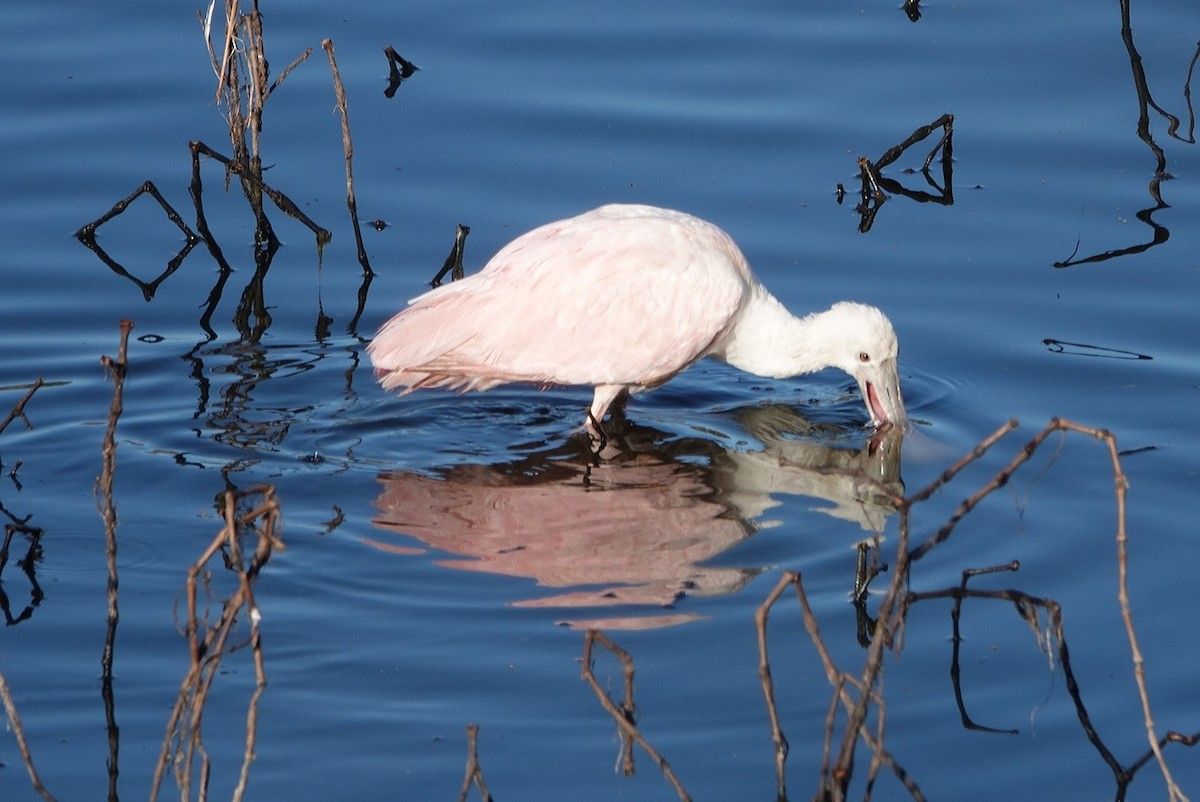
[{"x1": 858, "y1": 352, "x2": 870, "y2": 363}]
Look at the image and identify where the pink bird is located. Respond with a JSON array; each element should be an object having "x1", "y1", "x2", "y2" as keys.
[{"x1": 369, "y1": 204, "x2": 905, "y2": 435}]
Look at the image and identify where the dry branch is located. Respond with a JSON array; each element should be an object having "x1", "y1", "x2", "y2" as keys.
[
  {"x1": 456, "y1": 723, "x2": 494, "y2": 802},
  {"x1": 0, "y1": 378, "x2": 45, "y2": 437},
  {"x1": 190, "y1": 140, "x2": 333, "y2": 249},
  {"x1": 0, "y1": 670, "x2": 57, "y2": 801},
  {"x1": 97, "y1": 319, "x2": 132, "y2": 801},
  {"x1": 431, "y1": 224, "x2": 471, "y2": 288},
  {"x1": 754, "y1": 572, "x2": 794, "y2": 800},
  {"x1": 581, "y1": 630, "x2": 692, "y2": 801},
  {"x1": 755, "y1": 571, "x2": 925, "y2": 801},
  {"x1": 756, "y1": 417, "x2": 1194, "y2": 801},
  {"x1": 150, "y1": 483, "x2": 284, "y2": 802},
  {"x1": 322, "y1": 39, "x2": 372, "y2": 275}
]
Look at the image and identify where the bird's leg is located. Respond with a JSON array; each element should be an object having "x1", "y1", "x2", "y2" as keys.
[
  {"x1": 585, "y1": 384, "x2": 629, "y2": 454},
  {"x1": 586, "y1": 408, "x2": 608, "y2": 454}
]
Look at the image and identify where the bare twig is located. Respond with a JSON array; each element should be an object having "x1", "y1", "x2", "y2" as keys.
[
  {"x1": 874, "y1": 113, "x2": 954, "y2": 171},
  {"x1": 853, "y1": 114, "x2": 954, "y2": 232},
  {"x1": 97, "y1": 319, "x2": 133, "y2": 801},
  {"x1": 74, "y1": 180, "x2": 199, "y2": 244},
  {"x1": 431, "y1": 224, "x2": 471, "y2": 288},
  {"x1": 322, "y1": 39, "x2": 373, "y2": 275},
  {"x1": 1054, "y1": 419, "x2": 1188, "y2": 802},
  {"x1": 756, "y1": 570, "x2": 925, "y2": 801},
  {"x1": 270, "y1": 47, "x2": 314, "y2": 97},
  {"x1": 905, "y1": 422, "x2": 1069, "y2": 563},
  {"x1": 754, "y1": 572, "x2": 794, "y2": 800},
  {"x1": 904, "y1": 418, "x2": 1019, "y2": 508},
  {"x1": 150, "y1": 484, "x2": 283, "y2": 802},
  {"x1": 0, "y1": 378, "x2": 45, "y2": 436},
  {"x1": 456, "y1": 723, "x2": 494, "y2": 802},
  {"x1": 581, "y1": 631, "x2": 692, "y2": 801},
  {"x1": 190, "y1": 140, "x2": 332, "y2": 248},
  {"x1": 0, "y1": 670, "x2": 57, "y2": 801},
  {"x1": 755, "y1": 417, "x2": 1196, "y2": 800}
]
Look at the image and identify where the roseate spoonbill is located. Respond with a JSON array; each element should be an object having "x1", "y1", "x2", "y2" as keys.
[{"x1": 368, "y1": 204, "x2": 905, "y2": 434}]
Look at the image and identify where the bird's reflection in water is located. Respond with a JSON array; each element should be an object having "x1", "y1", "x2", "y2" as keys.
[{"x1": 369, "y1": 405, "x2": 903, "y2": 629}]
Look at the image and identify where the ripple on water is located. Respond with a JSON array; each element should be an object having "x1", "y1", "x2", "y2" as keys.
[{"x1": 38, "y1": 533, "x2": 163, "y2": 575}]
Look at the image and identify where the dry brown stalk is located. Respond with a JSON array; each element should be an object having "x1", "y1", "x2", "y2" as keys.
[
  {"x1": 1053, "y1": 420, "x2": 1188, "y2": 802},
  {"x1": 201, "y1": 0, "x2": 311, "y2": 164},
  {"x1": 322, "y1": 39, "x2": 372, "y2": 275},
  {"x1": 0, "y1": 670, "x2": 57, "y2": 801},
  {"x1": 195, "y1": 0, "x2": 315, "y2": 256},
  {"x1": 456, "y1": 723, "x2": 494, "y2": 802},
  {"x1": 189, "y1": 141, "x2": 332, "y2": 248},
  {"x1": 914, "y1": 419, "x2": 1187, "y2": 801},
  {"x1": 754, "y1": 572, "x2": 794, "y2": 799},
  {"x1": 755, "y1": 572, "x2": 924, "y2": 802},
  {"x1": 97, "y1": 319, "x2": 133, "y2": 800},
  {"x1": 149, "y1": 484, "x2": 283, "y2": 802},
  {"x1": 581, "y1": 630, "x2": 692, "y2": 801},
  {"x1": 0, "y1": 378, "x2": 45, "y2": 437},
  {"x1": 430, "y1": 224, "x2": 472, "y2": 288}
]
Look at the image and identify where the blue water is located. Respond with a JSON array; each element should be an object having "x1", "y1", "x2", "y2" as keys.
[{"x1": 2, "y1": 0, "x2": 1199, "y2": 800}]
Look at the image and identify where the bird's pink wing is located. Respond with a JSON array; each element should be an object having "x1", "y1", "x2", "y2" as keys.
[{"x1": 368, "y1": 209, "x2": 751, "y2": 393}]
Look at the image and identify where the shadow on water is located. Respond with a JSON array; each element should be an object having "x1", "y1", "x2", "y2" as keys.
[{"x1": 369, "y1": 408, "x2": 904, "y2": 628}]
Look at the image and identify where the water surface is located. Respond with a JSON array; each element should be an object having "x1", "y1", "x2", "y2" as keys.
[{"x1": 2, "y1": 0, "x2": 1198, "y2": 800}]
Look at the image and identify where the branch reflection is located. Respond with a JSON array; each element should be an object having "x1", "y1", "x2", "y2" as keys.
[
  {"x1": 851, "y1": 114, "x2": 954, "y2": 233},
  {"x1": 1054, "y1": 0, "x2": 1197, "y2": 268}
]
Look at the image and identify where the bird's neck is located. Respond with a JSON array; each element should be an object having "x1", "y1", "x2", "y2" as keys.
[{"x1": 713, "y1": 287, "x2": 833, "y2": 378}]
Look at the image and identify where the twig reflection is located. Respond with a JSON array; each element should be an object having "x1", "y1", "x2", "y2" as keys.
[
  {"x1": 853, "y1": 113, "x2": 954, "y2": 233},
  {"x1": 0, "y1": 522, "x2": 45, "y2": 625},
  {"x1": 431, "y1": 223, "x2": 472, "y2": 288},
  {"x1": 73, "y1": 182, "x2": 200, "y2": 301},
  {"x1": 1, "y1": 378, "x2": 49, "y2": 624},
  {"x1": 0, "y1": 374, "x2": 61, "y2": 799},
  {"x1": 1042, "y1": 338, "x2": 1153, "y2": 360},
  {"x1": 1054, "y1": 0, "x2": 1197, "y2": 268},
  {"x1": 75, "y1": 1, "x2": 379, "y2": 474},
  {"x1": 383, "y1": 45, "x2": 420, "y2": 98}
]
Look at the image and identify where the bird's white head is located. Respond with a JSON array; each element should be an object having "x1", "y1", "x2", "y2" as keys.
[{"x1": 817, "y1": 302, "x2": 906, "y2": 428}]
